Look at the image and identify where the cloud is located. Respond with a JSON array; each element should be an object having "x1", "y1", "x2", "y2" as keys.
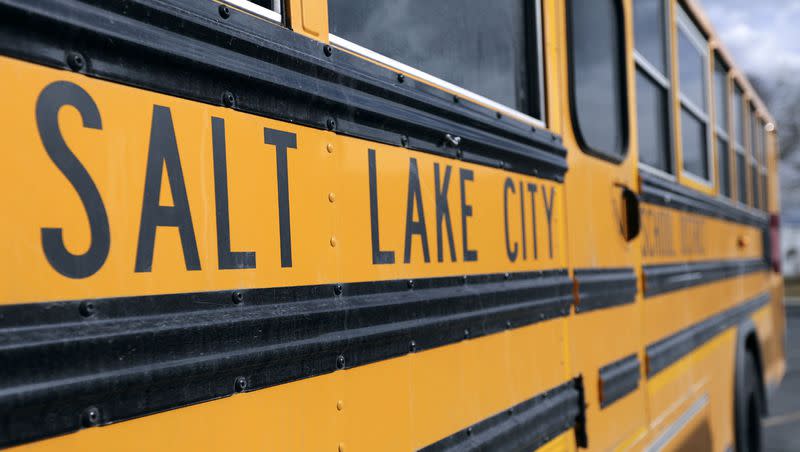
[{"x1": 699, "y1": 0, "x2": 800, "y2": 77}]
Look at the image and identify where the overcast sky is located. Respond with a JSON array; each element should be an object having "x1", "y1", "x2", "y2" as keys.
[
  {"x1": 697, "y1": 0, "x2": 800, "y2": 212},
  {"x1": 697, "y1": 0, "x2": 800, "y2": 78}
]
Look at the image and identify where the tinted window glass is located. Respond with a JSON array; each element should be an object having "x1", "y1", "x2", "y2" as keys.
[
  {"x1": 681, "y1": 108, "x2": 708, "y2": 178},
  {"x1": 568, "y1": 0, "x2": 626, "y2": 158},
  {"x1": 761, "y1": 173, "x2": 768, "y2": 209},
  {"x1": 759, "y1": 121, "x2": 767, "y2": 164},
  {"x1": 634, "y1": 0, "x2": 667, "y2": 73},
  {"x1": 717, "y1": 137, "x2": 730, "y2": 197},
  {"x1": 737, "y1": 152, "x2": 747, "y2": 204},
  {"x1": 329, "y1": 0, "x2": 533, "y2": 112},
  {"x1": 714, "y1": 59, "x2": 728, "y2": 132},
  {"x1": 636, "y1": 69, "x2": 671, "y2": 171},
  {"x1": 678, "y1": 29, "x2": 706, "y2": 110},
  {"x1": 751, "y1": 164, "x2": 759, "y2": 208},
  {"x1": 733, "y1": 86, "x2": 744, "y2": 145}
]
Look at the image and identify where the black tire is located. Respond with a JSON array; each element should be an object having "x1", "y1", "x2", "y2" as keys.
[{"x1": 737, "y1": 352, "x2": 764, "y2": 452}]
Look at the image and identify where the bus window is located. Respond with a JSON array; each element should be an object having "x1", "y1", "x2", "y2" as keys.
[
  {"x1": 634, "y1": 0, "x2": 672, "y2": 174},
  {"x1": 567, "y1": 0, "x2": 627, "y2": 160},
  {"x1": 713, "y1": 56, "x2": 731, "y2": 197},
  {"x1": 677, "y1": 8, "x2": 711, "y2": 182},
  {"x1": 750, "y1": 104, "x2": 760, "y2": 208},
  {"x1": 327, "y1": 0, "x2": 544, "y2": 122},
  {"x1": 224, "y1": 0, "x2": 282, "y2": 22},
  {"x1": 733, "y1": 84, "x2": 747, "y2": 204}
]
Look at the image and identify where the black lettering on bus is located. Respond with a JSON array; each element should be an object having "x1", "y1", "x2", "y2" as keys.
[
  {"x1": 36, "y1": 81, "x2": 110, "y2": 279},
  {"x1": 653, "y1": 211, "x2": 662, "y2": 256},
  {"x1": 264, "y1": 127, "x2": 298, "y2": 268},
  {"x1": 403, "y1": 157, "x2": 430, "y2": 263},
  {"x1": 460, "y1": 168, "x2": 478, "y2": 262},
  {"x1": 434, "y1": 163, "x2": 456, "y2": 263},
  {"x1": 665, "y1": 212, "x2": 676, "y2": 256},
  {"x1": 368, "y1": 149, "x2": 395, "y2": 264},
  {"x1": 527, "y1": 183, "x2": 539, "y2": 259},
  {"x1": 135, "y1": 105, "x2": 201, "y2": 272},
  {"x1": 212, "y1": 117, "x2": 256, "y2": 270},
  {"x1": 641, "y1": 207, "x2": 652, "y2": 257},
  {"x1": 680, "y1": 215, "x2": 705, "y2": 255},
  {"x1": 503, "y1": 177, "x2": 518, "y2": 262},
  {"x1": 542, "y1": 185, "x2": 555, "y2": 258}
]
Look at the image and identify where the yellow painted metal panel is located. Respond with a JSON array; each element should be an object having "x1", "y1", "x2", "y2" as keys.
[
  {"x1": 644, "y1": 272, "x2": 769, "y2": 346},
  {"x1": 0, "y1": 56, "x2": 565, "y2": 305},
  {"x1": 640, "y1": 203, "x2": 764, "y2": 266},
  {"x1": 644, "y1": 330, "x2": 737, "y2": 452},
  {"x1": 11, "y1": 318, "x2": 570, "y2": 451}
]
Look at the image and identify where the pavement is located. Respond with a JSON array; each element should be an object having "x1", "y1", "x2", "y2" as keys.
[{"x1": 765, "y1": 301, "x2": 800, "y2": 452}]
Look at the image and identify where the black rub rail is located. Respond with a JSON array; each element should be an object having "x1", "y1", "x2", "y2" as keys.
[
  {"x1": 643, "y1": 258, "x2": 768, "y2": 297},
  {"x1": 0, "y1": 270, "x2": 572, "y2": 447},
  {"x1": 646, "y1": 293, "x2": 770, "y2": 377},
  {"x1": 640, "y1": 171, "x2": 767, "y2": 228},
  {"x1": 418, "y1": 378, "x2": 587, "y2": 452},
  {"x1": 573, "y1": 267, "x2": 637, "y2": 313},
  {"x1": 598, "y1": 354, "x2": 641, "y2": 409}
]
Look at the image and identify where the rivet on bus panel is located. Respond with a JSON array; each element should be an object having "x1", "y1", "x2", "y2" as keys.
[
  {"x1": 81, "y1": 407, "x2": 100, "y2": 427},
  {"x1": 336, "y1": 400, "x2": 344, "y2": 411},
  {"x1": 328, "y1": 192, "x2": 336, "y2": 203},
  {"x1": 218, "y1": 4, "x2": 230, "y2": 19},
  {"x1": 67, "y1": 52, "x2": 85, "y2": 72},
  {"x1": 79, "y1": 301, "x2": 96, "y2": 317},
  {"x1": 222, "y1": 91, "x2": 235, "y2": 108},
  {"x1": 330, "y1": 236, "x2": 337, "y2": 247},
  {"x1": 338, "y1": 443, "x2": 346, "y2": 452},
  {"x1": 232, "y1": 291, "x2": 244, "y2": 304},
  {"x1": 326, "y1": 143, "x2": 334, "y2": 153}
]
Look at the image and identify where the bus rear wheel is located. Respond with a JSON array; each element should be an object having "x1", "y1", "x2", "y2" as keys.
[{"x1": 737, "y1": 351, "x2": 764, "y2": 452}]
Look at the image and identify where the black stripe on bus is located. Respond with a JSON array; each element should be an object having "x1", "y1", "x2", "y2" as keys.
[
  {"x1": 0, "y1": 270, "x2": 571, "y2": 447},
  {"x1": 0, "y1": 0, "x2": 567, "y2": 181},
  {"x1": 418, "y1": 378, "x2": 586, "y2": 452},
  {"x1": 640, "y1": 171, "x2": 767, "y2": 228},
  {"x1": 573, "y1": 267, "x2": 637, "y2": 313},
  {"x1": 598, "y1": 354, "x2": 641, "y2": 409},
  {"x1": 643, "y1": 258, "x2": 767, "y2": 297},
  {"x1": 646, "y1": 293, "x2": 770, "y2": 377}
]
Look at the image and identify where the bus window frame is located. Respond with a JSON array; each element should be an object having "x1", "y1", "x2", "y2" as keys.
[
  {"x1": 634, "y1": 0, "x2": 676, "y2": 178},
  {"x1": 749, "y1": 102, "x2": 760, "y2": 209},
  {"x1": 712, "y1": 53, "x2": 731, "y2": 199},
  {"x1": 732, "y1": 83, "x2": 747, "y2": 206},
  {"x1": 759, "y1": 118, "x2": 768, "y2": 210},
  {"x1": 326, "y1": 0, "x2": 547, "y2": 130},
  {"x1": 676, "y1": 6, "x2": 713, "y2": 187},
  {"x1": 566, "y1": 0, "x2": 630, "y2": 163},
  {"x1": 223, "y1": 0, "x2": 283, "y2": 23}
]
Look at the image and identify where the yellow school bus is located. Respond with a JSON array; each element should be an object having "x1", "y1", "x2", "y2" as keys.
[{"x1": 0, "y1": 0, "x2": 786, "y2": 450}]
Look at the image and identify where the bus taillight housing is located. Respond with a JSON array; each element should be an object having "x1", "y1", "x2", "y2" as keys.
[{"x1": 770, "y1": 214, "x2": 781, "y2": 273}]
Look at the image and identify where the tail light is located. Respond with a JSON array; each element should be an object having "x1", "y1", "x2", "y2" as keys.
[{"x1": 770, "y1": 214, "x2": 781, "y2": 273}]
